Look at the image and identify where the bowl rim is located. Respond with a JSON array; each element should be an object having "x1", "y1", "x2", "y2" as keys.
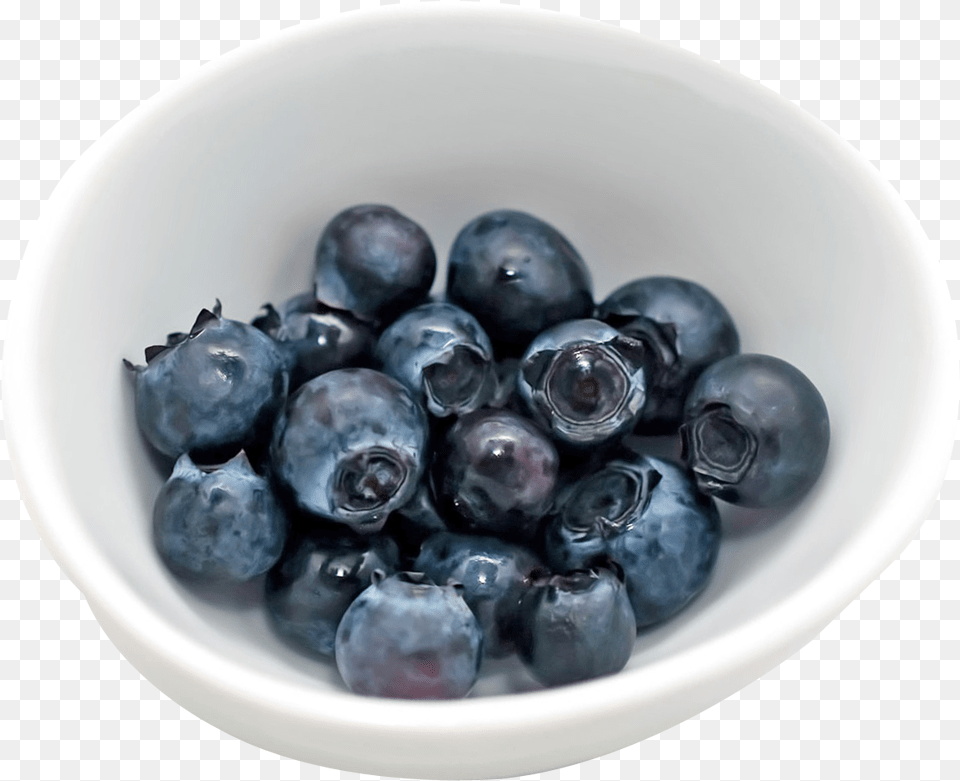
[{"x1": 6, "y1": 2, "x2": 958, "y2": 771}]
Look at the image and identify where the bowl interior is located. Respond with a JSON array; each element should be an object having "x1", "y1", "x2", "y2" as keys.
[{"x1": 11, "y1": 6, "x2": 951, "y2": 769}]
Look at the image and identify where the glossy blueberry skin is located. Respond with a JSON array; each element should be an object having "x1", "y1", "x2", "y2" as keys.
[
  {"x1": 335, "y1": 572, "x2": 483, "y2": 699},
  {"x1": 270, "y1": 368, "x2": 429, "y2": 533},
  {"x1": 414, "y1": 532, "x2": 543, "y2": 658},
  {"x1": 153, "y1": 451, "x2": 287, "y2": 584},
  {"x1": 265, "y1": 528, "x2": 399, "y2": 658},
  {"x1": 598, "y1": 276, "x2": 740, "y2": 433},
  {"x1": 374, "y1": 302, "x2": 496, "y2": 418},
  {"x1": 435, "y1": 408, "x2": 559, "y2": 541},
  {"x1": 545, "y1": 455, "x2": 720, "y2": 629},
  {"x1": 127, "y1": 304, "x2": 288, "y2": 463},
  {"x1": 314, "y1": 205, "x2": 436, "y2": 325},
  {"x1": 681, "y1": 353, "x2": 830, "y2": 508},
  {"x1": 516, "y1": 568, "x2": 636, "y2": 687},
  {"x1": 447, "y1": 210, "x2": 594, "y2": 354},
  {"x1": 517, "y1": 319, "x2": 647, "y2": 449},
  {"x1": 253, "y1": 292, "x2": 375, "y2": 391}
]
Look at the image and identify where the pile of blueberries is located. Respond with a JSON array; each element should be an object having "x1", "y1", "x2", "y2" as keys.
[{"x1": 125, "y1": 205, "x2": 830, "y2": 699}]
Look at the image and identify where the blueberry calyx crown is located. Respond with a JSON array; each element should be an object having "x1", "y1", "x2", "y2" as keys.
[
  {"x1": 250, "y1": 302, "x2": 283, "y2": 337},
  {"x1": 183, "y1": 448, "x2": 254, "y2": 476},
  {"x1": 604, "y1": 314, "x2": 679, "y2": 380},
  {"x1": 421, "y1": 344, "x2": 490, "y2": 414},
  {"x1": 334, "y1": 448, "x2": 409, "y2": 514},
  {"x1": 124, "y1": 300, "x2": 224, "y2": 370},
  {"x1": 561, "y1": 462, "x2": 662, "y2": 539},
  {"x1": 523, "y1": 335, "x2": 646, "y2": 443},
  {"x1": 388, "y1": 570, "x2": 465, "y2": 598},
  {"x1": 531, "y1": 567, "x2": 604, "y2": 594},
  {"x1": 679, "y1": 403, "x2": 757, "y2": 494}
]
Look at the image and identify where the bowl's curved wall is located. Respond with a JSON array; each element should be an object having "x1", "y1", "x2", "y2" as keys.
[{"x1": 7, "y1": 6, "x2": 956, "y2": 778}]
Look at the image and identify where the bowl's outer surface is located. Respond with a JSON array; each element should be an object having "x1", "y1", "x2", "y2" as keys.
[{"x1": 6, "y1": 5, "x2": 957, "y2": 779}]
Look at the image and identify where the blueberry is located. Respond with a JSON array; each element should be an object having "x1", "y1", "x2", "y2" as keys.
[
  {"x1": 415, "y1": 532, "x2": 543, "y2": 658},
  {"x1": 271, "y1": 368, "x2": 428, "y2": 533},
  {"x1": 544, "y1": 455, "x2": 720, "y2": 628},
  {"x1": 680, "y1": 353, "x2": 830, "y2": 507},
  {"x1": 435, "y1": 408, "x2": 559, "y2": 541},
  {"x1": 153, "y1": 451, "x2": 287, "y2": 584},
  {"x1": 516, "y1": 568, "x2": 636, "y2": 687},
  {"x1": 253, "y1": 292, "x2": 375, "y2": 391},
  {"x1": 265, "y1": 528, "x2": 399, "y2": 658},
  {"x1": 517, "y1": 319, "x2": 647, "y2": 449},
  {"x1": 335, "y1": 571, "x2": 483, "y2": 699},
  {"x1": 125, "y1": 302, "x2": 288, "y2": 463},
  {"x1": 374, "y1": 302, "x2": 496, "y2": 418},
  {"x1": 447, "y1": 210, "x2": 593, "y2": 354},
  {"x1": 314, "y1": 205, "x2": 436, "y2": 325},
  {"x1": 598, "y1": 276, "x2": 740, "y2": 433}
]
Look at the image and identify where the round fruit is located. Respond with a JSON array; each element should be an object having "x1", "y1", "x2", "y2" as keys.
[
  {"x1": 516, "y1": 568, "x2": 636, "y2": 687},
  {"x1": 314, "y1": 204, "x2": 436, "y2": 325},
  {"x1": 335, "y1": 571, "x2": 483, "y2": 699},
  {"x1": 434, "y1": 408, "x2": 559, "y2": 541},
  {"x1": 127, "y1": 301, "x2": 288, "y2": 464},
  {"x1": 271, "y1": 368, "x2": 428, "y2": 533},
  {"x1": 153, "y1": 451, "x2": 286, "y2": 584},
  {"x1": 681, "y1": 353, "x2": 830, "y2": 507},
  {"x1": 447, "y1": 210, "x2": 593, "y2": 354}
]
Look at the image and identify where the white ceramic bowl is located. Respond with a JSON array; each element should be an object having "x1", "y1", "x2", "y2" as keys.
[{"x1": 7, "y1": 6, "x2": 957, "y2": 779}]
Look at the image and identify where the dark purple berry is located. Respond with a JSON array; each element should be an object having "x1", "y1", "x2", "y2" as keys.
[
  {"x1": 435, "y1": 408, "x2": 559, "y2": 541},
  {"x1": 314, "y1": 205, "x2": 436, "y2": 325},
  {"x1": 680, "y1": 353, "x2": 829, "y2": 507},
  {"x1": 447, "y1": 210, "x2": 593, "y2": 355},
  {"x1": 517, "y1": 568, "x2": 636, "y2": 687}
]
